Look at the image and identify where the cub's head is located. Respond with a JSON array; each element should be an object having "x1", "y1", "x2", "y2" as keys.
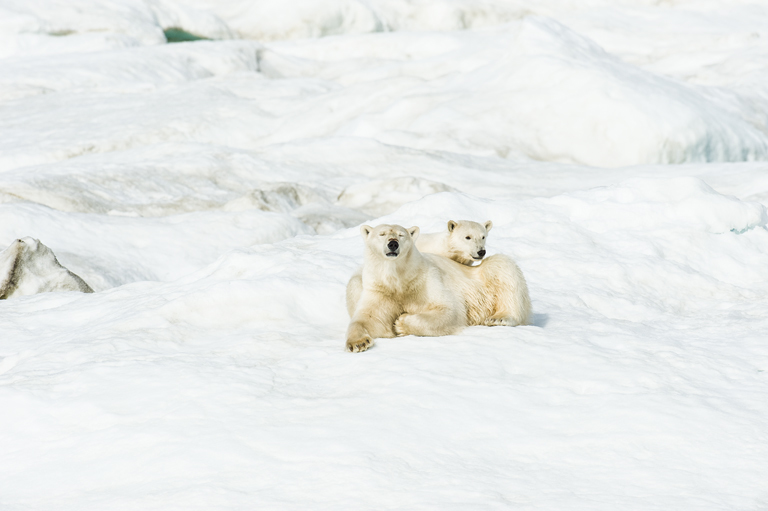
[
  {"x1": 360, "y1": 224, "x2": 420, "y2": 260},
  {"x1": 446, "y1": 220, "x2": 492, "y2": 265}
]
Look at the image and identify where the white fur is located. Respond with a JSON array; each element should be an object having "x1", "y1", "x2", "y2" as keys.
[
  {"x1": 0, "y1": 237, "x2": 93, "y2": 299},
  {"x1": 345, "y1": 224, "x2": 531, "y2": 352},
  {"x1": 416, "y1": 220, "x2": 493, "y2": 265}
]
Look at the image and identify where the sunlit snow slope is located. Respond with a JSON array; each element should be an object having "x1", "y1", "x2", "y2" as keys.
[{"x1": 1, "y1": 1, "x2": 767, "y2": 509}]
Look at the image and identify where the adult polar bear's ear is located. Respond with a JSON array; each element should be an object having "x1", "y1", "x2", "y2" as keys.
[
  {"x1": 484, "y1": 220, "x2": 493, "y2": 232},
  {"x1": 360, "y1": 225, "x2": 373, "y2": 238},
  {"x1": 408, "y1": 226, "x2": 420, "y2": 241},
  {"x1": 447, "y1": 220, "x2": 457, "y2": 232}
]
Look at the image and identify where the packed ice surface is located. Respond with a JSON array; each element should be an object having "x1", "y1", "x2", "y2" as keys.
[{"x1": 1, "y1": 0, "x2": 768, "y2": 509}]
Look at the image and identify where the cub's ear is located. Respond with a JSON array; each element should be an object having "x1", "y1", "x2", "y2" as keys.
[
  {"x1": 360, "y1": 225, "x2": 373, "y2": 238},
  {"x1": 408, "y1": 226, "x2": 420, "y2": 241},
  {"x1": 447, "y1": 220, "x2": 457, "y2": 232},
  {"x1": 484, "y1": 220, "x2": 493, "y2": 232}
]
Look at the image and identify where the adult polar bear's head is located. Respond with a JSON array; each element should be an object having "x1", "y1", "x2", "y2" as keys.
[
  {"x1": 360, "y1": 224, "x2": 420, "y2": 260},
  {"x1": 446, "y1": 220, "x2": 492, "y2": 265}
]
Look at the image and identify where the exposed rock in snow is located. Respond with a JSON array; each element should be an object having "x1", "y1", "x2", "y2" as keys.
[{"x1": 0, "y1": 237, "x2": 93, "y2": 299}]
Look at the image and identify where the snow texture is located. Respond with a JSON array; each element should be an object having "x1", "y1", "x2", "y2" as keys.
[{"x1": 1, "y1": 0, "x2": 768, "y2": 509}]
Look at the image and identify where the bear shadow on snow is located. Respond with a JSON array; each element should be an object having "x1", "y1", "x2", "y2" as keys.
[{"x1": 531, "y1": 312, "x2": 549, "y2": 328}]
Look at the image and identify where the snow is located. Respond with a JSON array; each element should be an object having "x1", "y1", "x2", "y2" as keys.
[{"x1": 1, "y1": 0, "x2": 768, "y2": 509}]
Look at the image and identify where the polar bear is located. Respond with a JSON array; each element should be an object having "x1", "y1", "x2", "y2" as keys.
[
  {"x1": 345, "y1": 224, "x2": 531, "y2": 352},
  {"x1": 416, "y1": 220, "x2": 493, "y2": 266},
  {"x1": 0, "y1": 237, "x2": 93, "y2": 299}
]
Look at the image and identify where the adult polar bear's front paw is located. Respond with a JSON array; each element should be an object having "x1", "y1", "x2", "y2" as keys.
[{"x1": 346, "y1": 335, "x2": 374, "y2": 353}]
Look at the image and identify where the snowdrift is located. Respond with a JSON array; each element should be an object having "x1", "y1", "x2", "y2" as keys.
[{"x1": 3, "y1": 7, "x2": 768, "y2": 167}]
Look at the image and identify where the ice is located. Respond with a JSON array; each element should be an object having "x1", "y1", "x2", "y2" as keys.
[{"x1": 1, "y1": 0, "x2": 768, "y2": 509}]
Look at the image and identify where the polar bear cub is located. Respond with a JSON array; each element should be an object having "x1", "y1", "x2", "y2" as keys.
[
  {"x1": 416, "y1": 220, "x2": 492, "y2": 265},
  {"x1": 345, "y1": 224, "x2": 531, "y2": 353}
]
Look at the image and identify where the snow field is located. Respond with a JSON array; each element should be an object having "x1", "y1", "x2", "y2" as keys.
[
  {"x1": 1, "y1": 0, "x2": 768, "y2": 509},
  {"x1": 2, "y1": 175, "x2": 768, "y2": 508}
]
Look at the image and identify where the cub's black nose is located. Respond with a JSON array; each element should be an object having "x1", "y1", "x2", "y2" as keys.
[
  {"x1": 387, "y1": 240, "x2": 399, "y2": 251},
  {"x1": 478, "y1": 249, "x2": 486, "y2": 258}
]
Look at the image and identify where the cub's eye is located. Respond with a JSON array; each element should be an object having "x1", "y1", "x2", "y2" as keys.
[
  {"x1": 379, "y1": 233, "x2": 386, "y2": 237},
  {"x1": 482, "y1": 236, "x2": 485, "y2": 239},
  {"x1": 465, "y1": 236, "x2": 471, "y2": 240}
]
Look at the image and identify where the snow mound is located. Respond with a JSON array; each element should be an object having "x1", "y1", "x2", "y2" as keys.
[
  {"x1": 224, "y1": 182, "x2": 369, "y2": 234},
  {"x1": 337, "y1": 176, "x2": 456, "y2": 216},
  {"x1": 3, "y1": 18, "x2": 767, "y2": 170},
  {"x1": 547, "y1": 176, "x2": 768, "y2": 234},
  {"x1": 0, "y1": 204, "x2": 313, "y2": 289},
  {"x1": 264, "y1": 18, "x2": 768, "y2": 166},
  {"x1": 0, "y1": 40, "x2": 260, "y2": 102},
  {"x1": 159, "y1": 242, "x2": 352, "y2": 330},
  {"x1": 0, "y1": 0, "x2": 165, "y2": 58},
  {"x1": 0, "y1": 237, "x2": 93, "y2": 299}
]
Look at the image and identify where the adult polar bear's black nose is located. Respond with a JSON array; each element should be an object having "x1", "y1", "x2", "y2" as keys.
[
  {"x1": 387, "y1": 239, "x2": 399, "y2": 251},
  {"x1": 478, "y1": 249, "x2": 486, "y2": 258}
]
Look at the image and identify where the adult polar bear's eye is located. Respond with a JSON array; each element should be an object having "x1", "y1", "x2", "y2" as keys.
[{"x1": 465, "y1": 236, "x2": 471, "y2": 240}]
